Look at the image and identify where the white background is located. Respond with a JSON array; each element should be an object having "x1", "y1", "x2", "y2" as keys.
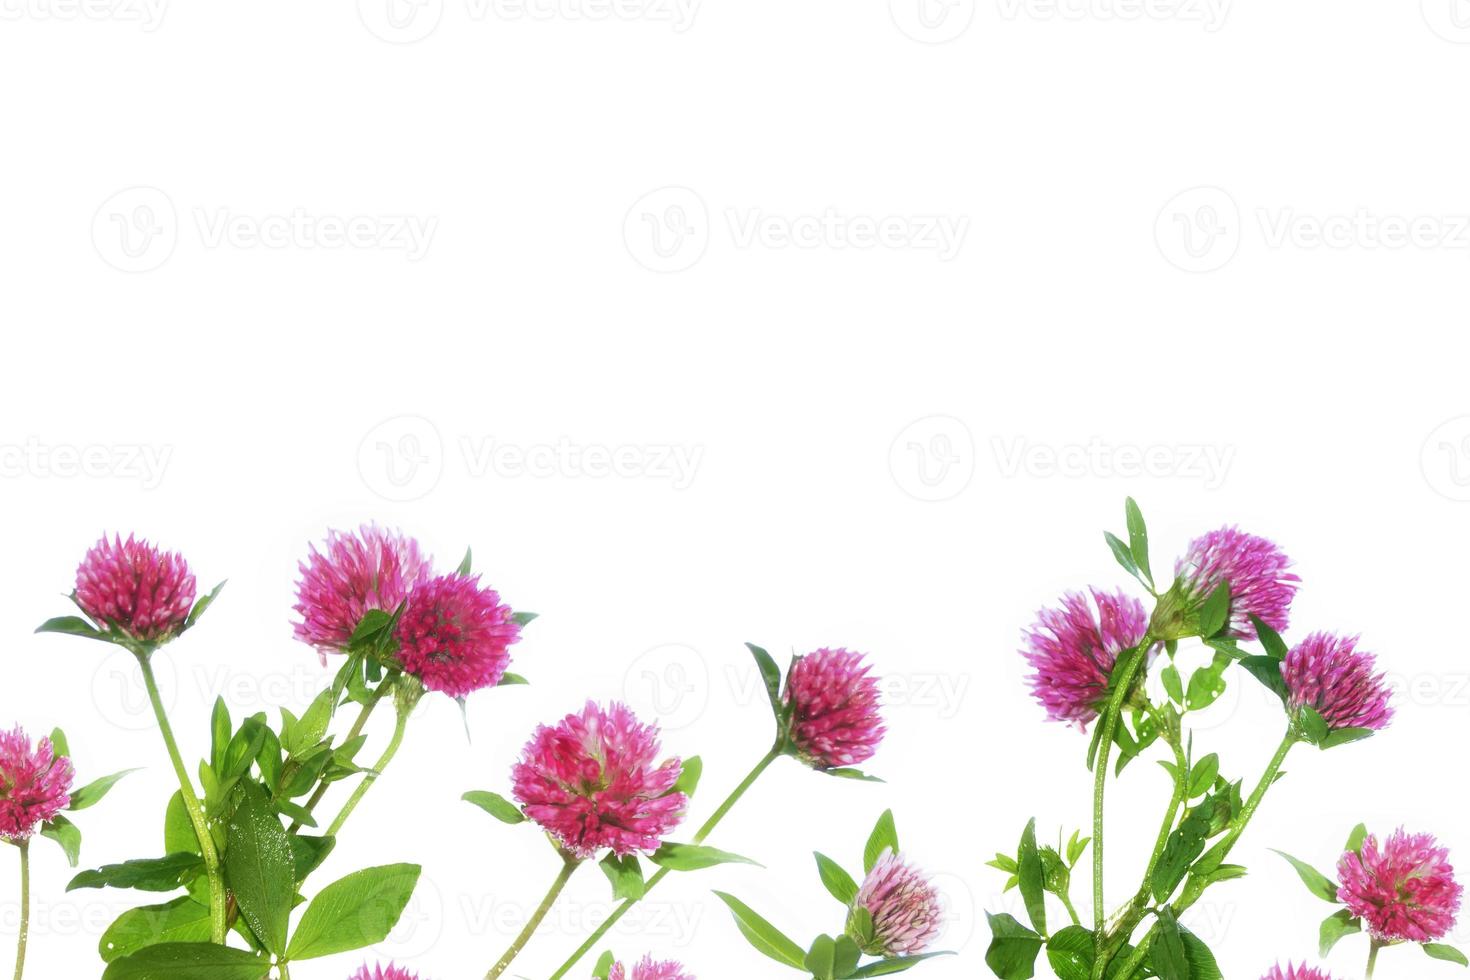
[{"x1": 3, "y1": 1, "x2": 1470, "y2": 978}]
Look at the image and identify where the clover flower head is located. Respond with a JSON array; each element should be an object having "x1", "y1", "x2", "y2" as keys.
[
  {"x1": 1176, "y1": 526, "x2": 1299, "y2": 639},
  {"x1": 607, "y1": 956, "x2": 694, "y2": 980},
  {"x1": 848, "y1": 850, "x2": 942, "y2": 956},
  {"x1": 1283, "y1": 632, "x2": 1393, "y2": 733},
  {"x1": 1021, "y1": 588, "x2": 1147, "y2": 729},
  {"x1": 393, "y1": 573, "x2": 520, "y2": 697},
  {"x1": 294, "y1": 525, "x2": 430, "y2": 655},
  {"x1": 76, "y1": 534, "x2": 197, "y2": 643},
  {"x1": 512, "y1": 701, "x2": 686, "y2": 859},
  {"x1": 783, "y1": 648, "x2": 885, "y2": 769},
  {"x1": 0, "y1": 727, "x2": 74, "y2": 842},
  {"x1": 1338, "y1": 828, "x2": 1462, "y2": 943},
  {"x1": 1260, "y1": 965, "x2": 1335, "y2": 980},
  {"x1": 347, "y1": 965, "x2": 421, "y2": 980}
]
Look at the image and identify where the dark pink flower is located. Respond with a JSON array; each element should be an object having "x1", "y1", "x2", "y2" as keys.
[
  {"x1": 393, "y1": 574, "x2": 519, "y2": 698},
  {"x1": 1177, "y1": 526, "x2": 1299, "y2": 639},
  {"x1": 1260, "y1": 965, "x2": 1335, "y2": 980},
  {"x1": 783, "y1": 648, "x2": 885, "y2": 769},
  {"x1": 512, "y1": 702, "x2": 686, "y2": 859},
  {"x1": 294, "y1": 525, "x2": 430, "y2": 655},
  {"x1": 0, "y1": 727, "x2": 74, "y2": 842},
  {"x1": 347, "y1": 965, "x2": 420, "y2": 980},
  {"x1": 1283, "y1": 633, "x2": 1393, "y2": 733},
  {"x1": 1338, "y1": 829, "x2": 1462, "y2": 943},
  {"x1": 75, "y1": 535, "x2": 196, "y2": 643},
  {"x1": 1021, "y1": 589, "x2": 1147, "y2": 730},
  {"x1": 608, "y1": 956, "x2": 694, "y2": 980},
  {"x1": 849, "y1": 850, "x2": 942, "y2": 956}
]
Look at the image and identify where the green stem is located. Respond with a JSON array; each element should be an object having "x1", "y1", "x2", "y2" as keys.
[
  {"x1": 1089, "y1": 635, "x2": 1152, "y2": 977},
  {"x1": 324, "y1": 699, "x2": 410, "y2": 839},
  {"x1": 1366, "y1": 940, "x2": 1381, "y2": 979},
  {"x1": 1104, "y1": 727, "x2": 1187, "y2": 954},
  {"x1": 485, "y1": 854, "x2": 581, "y2": 980},
  {"x1": 287, "y1": 678, "x2": 394, "y2": 834},
  {"x1": 1059, "y1": 891, "x2": 1082, "y2": 928},
  {"x1": 137, "y1": 653, "x2": 227, "y2": 944},
  {"x1": 1110, "y1": 730, "x2": 1298, "y2": 977},
  {"x1": 11, "y1": 842, "x2": 29, "y2": 980},
  {"x1": 278, "y1": 963, "x2": 291, "y2": 980},
  {"x1": 545, "y1": 748, "x2": 782, "y2": 980},
  {"x1": 1203, "y1": 730, "x2": 1296, "y2": 865}
]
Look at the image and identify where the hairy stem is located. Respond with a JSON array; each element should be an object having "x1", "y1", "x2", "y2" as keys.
[
  {"x1": 1366, "y1": 940, "x2": 1381, "y2": 979},
  {"x1": 1109, "y1": 729, "x2": 1298, "y2": 977},
  {"x1": 137, "y1": 652, "x2": 227, "y2": 944},
  {"x1": 1089, "y1": 636, "x2": 1153, "y2": 977},
  {"x1": 11, "y1": 842, "x2": 29, "y2": 980},
  {"x1": 546, "y1": 748, "x2": 782, "y2": 980},
  {"x1": 485, "y1": 853, "x2": 580, "y2": 980},
  {"x1": 1105, "y1": 725, "x2": 1187, "y2": 953},
  {"x1": 325, "y1": 698, "x2": 410, "y2": 838}
]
